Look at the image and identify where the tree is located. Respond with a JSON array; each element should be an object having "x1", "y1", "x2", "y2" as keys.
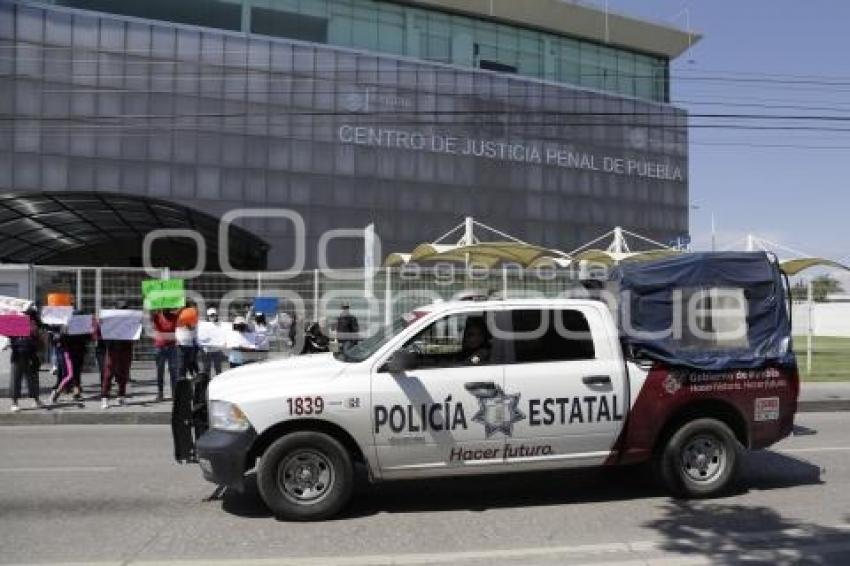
[{"x1": 791, "y1": 275, "x2": 844, "y2": 302}]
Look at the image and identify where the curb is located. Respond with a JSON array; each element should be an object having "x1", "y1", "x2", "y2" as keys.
[
  {"x1": 0, "y1": 411, "x2": 170, "y2": 425},
  {"x1": 0, "y1": 401, "x2": 848, "y2": 426},
  {"x1": 798, "y1": 400, "x2": 850, "y2": 413}
]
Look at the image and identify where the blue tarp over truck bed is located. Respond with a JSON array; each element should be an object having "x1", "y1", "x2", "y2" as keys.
[{"x1": 611, "y1": 252, "x2": 795, "y2": 371}]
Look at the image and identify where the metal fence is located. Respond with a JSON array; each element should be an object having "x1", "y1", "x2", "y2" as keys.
[
  {"x1": 792, "y1": 296, "x2": 850, "y2": 380},
  {"x1": 32, "y1": 265, "x2": 586, "y2": 363}
]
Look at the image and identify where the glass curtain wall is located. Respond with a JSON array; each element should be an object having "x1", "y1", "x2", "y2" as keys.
[{"x1": 52, "y1": 0, "x2": 669, "y2": 102}]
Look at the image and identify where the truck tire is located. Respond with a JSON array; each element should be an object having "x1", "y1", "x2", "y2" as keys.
[
  {"x1": 257, "y1": 431, "x2": 353, "y2": 521},
  {"x1": 658, "y1": 418, "x2": 740, "y2": 498}
]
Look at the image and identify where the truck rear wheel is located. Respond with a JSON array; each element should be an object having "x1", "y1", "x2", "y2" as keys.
[
  {"x1": 658, "y1": 418, "x2": 739, "y2": 498},
  {"x1": 257, "y1": 431, "x2": 353, "y2": 521}
]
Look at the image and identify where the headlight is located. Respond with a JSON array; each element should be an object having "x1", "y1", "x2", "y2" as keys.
[{"x1": 209, "y1": 400, "x2": 251, "y2": 432}]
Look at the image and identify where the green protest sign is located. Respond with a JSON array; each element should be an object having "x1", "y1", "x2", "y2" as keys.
[{"x1": 141, "y1": 279, "x2": 185, "y2": 310}]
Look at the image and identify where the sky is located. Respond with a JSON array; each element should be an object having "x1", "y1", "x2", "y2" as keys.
[{"x1": 582, "y1": 0, "x2": 850, "y2": 266}]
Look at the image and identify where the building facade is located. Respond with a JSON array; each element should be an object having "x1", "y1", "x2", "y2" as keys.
[{"x1": 0, "y1": 0, "x2": 695, "y2": 269}]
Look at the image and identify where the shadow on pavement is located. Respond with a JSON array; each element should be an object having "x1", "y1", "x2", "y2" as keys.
[
  {"x1": 220, "y1": 450, "x2": 823, "y2": 521},
  {"x1": 645, "y1": 502, "x2": 850, "y2": 565}
]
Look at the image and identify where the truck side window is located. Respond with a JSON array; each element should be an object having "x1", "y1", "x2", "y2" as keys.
[
  {"x1": 401, "y1": 312, "x2": 501, "y2": 369},
  {"x1": 509, "y1": 309, "x2": 595, "y2": 363}
]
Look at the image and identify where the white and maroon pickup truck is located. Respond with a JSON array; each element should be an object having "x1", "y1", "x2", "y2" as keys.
[{"x1": 194, "y1": 253, "x2": 799, "y2": 521}]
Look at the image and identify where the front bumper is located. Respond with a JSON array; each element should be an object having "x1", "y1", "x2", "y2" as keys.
[{"x1": 196, "y1": 427, "x2": 257, "y2": 492}]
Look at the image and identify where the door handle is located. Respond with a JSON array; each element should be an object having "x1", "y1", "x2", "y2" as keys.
[
  {"x1": 465, "y1": 381, "x2": 502, "y2": 398},
  {"x1": 582, "y1": 375, "x2": 611, "y2": 386}
]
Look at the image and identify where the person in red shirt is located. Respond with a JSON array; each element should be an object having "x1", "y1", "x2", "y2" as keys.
[
  {"x1": 99, "y1": 301, "x2": 134, "y2": 409},
  {"x1": 151, "y1": 309, "x2": 180, "y2": 401}
]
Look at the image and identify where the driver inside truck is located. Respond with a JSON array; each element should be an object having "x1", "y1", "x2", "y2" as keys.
[{"x1": 458, "y1": 316, "x2": 491, "y2": 366}]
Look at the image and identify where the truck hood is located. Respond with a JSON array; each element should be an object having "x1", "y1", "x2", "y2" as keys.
[{"x1": 208, "y1": 353, "x2": 348, "y2": 400}]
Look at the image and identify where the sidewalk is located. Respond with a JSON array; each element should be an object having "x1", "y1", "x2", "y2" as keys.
[
  {"x1": 0, "y1": 367, "x2": 173, "y2": 425},
  {"x1": 1, "y1": 368, "x2": 849, "y2": 425}
]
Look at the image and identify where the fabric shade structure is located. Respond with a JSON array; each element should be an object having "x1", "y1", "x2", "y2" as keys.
[
  {"x1": 779, "y1": 258, "x2": 850, "y2": 276},
  {"x1": 384, "y1": 217, "x2": 570, "y2": 268},
  {"x1": 569, "y1": 248, "x2": 682, "y2": 266},
  {"x1": 385, "y1": 241, "x2": 568, "y2": 268}
]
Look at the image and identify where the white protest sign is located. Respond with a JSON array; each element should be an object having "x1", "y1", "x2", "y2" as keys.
[
  {"x1": 197, "y1": 321, "x2": 226, "y2": 348},
  {"x1": 41, "y1": 306, "x2": 74, "y2": 326},
  {"x1": 0, "y1": 295, "x2": 32, "y2": 314},
  {"x1": 67, "y1": 314, "x2": 94, "y2": 336},
  {"x1": 226, "y1": 329, "x2": 257, "y2": 350},
  {"x1": 99, "y1": 309, "x2": 143, "y2": 341}
]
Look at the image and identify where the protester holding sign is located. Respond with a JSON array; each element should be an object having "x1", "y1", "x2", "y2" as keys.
[
  {"x1": 226, "y1": 316, "x2": 259, "y2": 368},
  {"x1": 151, "y1": 309, "x2": 180, "y2": 401},
  {"x1": 5, "y1": 307, "x2": 43, "y2": 412},
  {"x1": 251, "y1": 312, "x2": 275, "y2": 361},
  {"x1": 100, "y1": 302, "x2": 137, "y2": 409},
  {"x1": 199, "y1": 308, "x2": 226, "y2": 377}
]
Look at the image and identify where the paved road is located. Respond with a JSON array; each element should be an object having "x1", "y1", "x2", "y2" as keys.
[{"x1": 1, "y1": 414, "x2": 849, "y2": 565}]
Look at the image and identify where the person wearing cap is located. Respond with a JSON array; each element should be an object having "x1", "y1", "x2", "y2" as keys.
[
  {"x1": 201, "y1": 307, "x2": 225, "y2": 377},
  {"x1": 336, "y1": 302, "x2": 360, "y2": 352}
]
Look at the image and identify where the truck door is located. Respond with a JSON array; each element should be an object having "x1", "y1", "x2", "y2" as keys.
[
  {"x1": 501, "y1": 307, "x2": 627, "y2": 467},
  {"x1": 371, "y1": 310, "x2": 511, "y2": 477}
]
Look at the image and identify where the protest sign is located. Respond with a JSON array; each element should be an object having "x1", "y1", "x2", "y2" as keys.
[
  {"x1": 141, "y1": 279, "x2": 185, "y2": 310},
  {"x1": 226, "y1": 329, "x2": 257, "y2": 350},
  {"x1": 0, "y1": 295, "x2": 32, "y2": 314},
  {"x1": 253, "y1": 297, "x2": 279, "y2": 315},
  {"x1": 197, "y1": 321, "x2": 226, "y2": 348},
  {"x1": 67, "y1": 314, "x2": 94, "y2": 336},
  {"x1": 41, "y1": 306, "x2": 74, "y2": 326},
  {"x1": 99, "y1": 309, "x2": 143, "y2": 340},
  {"x1": 0, "y1": 314, "x2": 32, "y2": 337}
]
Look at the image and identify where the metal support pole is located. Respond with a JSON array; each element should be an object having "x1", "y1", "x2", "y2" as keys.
[
  {"x1": 76, "y1": 268, "x2": 83, "y2": 310},
  {"x1": 312, "y1": 268, "x2": 319, "y2": 323},
  {"x1": 95, "y1": 267, "x2": 102, "y2": 313},
  {"x1": 257, "y1": 271, "x2": 262, "y2": 295},
  {"x1": 807, "y1": 279, "x2": 813, "y2": 375},
  {"x1": 502, "y1": 264, "x2": 508, "y2": 299},
  {"x1": 27, "y1": 264, "x2": 35, "y2": 302},
  {"x1": 384, "y1": 268, "x2": 392, "y2": 326}
]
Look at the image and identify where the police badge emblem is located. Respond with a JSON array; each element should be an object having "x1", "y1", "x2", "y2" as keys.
[{"x1": 464, "y1": 382, "x2": 526, "y2": 438}]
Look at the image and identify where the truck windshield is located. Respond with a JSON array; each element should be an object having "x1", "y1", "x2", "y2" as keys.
[{"x1": 335, "y1": 317, "x2": 410, "y2": 363}]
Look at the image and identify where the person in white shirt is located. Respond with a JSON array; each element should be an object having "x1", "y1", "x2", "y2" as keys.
[
  {"x1": 226, "y1": 316, "x2": 258, "y2": 368},
  {"x1": 200, "y1": 308, "x2": 226, "y2": 377}
]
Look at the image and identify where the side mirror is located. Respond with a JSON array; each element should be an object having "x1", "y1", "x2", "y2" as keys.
[{"x1": 386, "y1": 348, "x2": 417, "y2": 373}]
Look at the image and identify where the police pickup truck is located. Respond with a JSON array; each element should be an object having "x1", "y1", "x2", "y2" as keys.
[{"x1": 196, "y1": 252, "x2": 799, "y2": 520}]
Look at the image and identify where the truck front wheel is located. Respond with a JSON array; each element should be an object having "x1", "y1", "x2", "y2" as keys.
[
  {"x1": 658, "y1": 418, "x2": 740, "y2": 498},
  {"x1": 257, "y1": 431, "x2": 353, "y2": 521}
]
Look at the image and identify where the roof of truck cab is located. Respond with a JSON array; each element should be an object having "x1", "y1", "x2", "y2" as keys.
[{"x1": 411, "y1": 298, "x2": 606, "y2": 313}]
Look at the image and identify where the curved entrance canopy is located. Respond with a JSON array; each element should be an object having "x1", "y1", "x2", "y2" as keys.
[{"x1": 0, "y1": 192, "x2": 268, "y2": 269}]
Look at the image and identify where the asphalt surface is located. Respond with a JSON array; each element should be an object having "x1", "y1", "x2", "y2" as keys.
[{"x1": 1, "y1": 414, "x2": 849, "y2": 565}]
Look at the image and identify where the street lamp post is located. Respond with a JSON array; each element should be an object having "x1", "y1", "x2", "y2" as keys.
[{"x1": 690, "y1": 203, "x2": 716, "y2": 251}]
